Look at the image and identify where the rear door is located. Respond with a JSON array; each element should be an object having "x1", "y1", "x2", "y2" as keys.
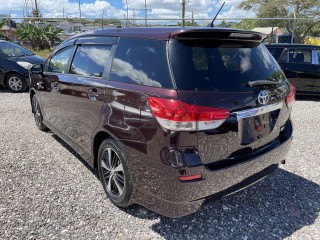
[
  {"x1": 59, "y1": 37, "x2": 116, "y2": 159},
  {"x1": 169, "y1": 38, "x2": 292, "y2": 165}
]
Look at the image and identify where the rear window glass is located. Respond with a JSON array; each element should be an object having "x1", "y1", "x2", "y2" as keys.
[
  {"x1": 169, "y1": 40, "x2": 285, "y2": 91},
  {"x1": 288, "y1": 49, "x2": 312, "y2": 63},
  {"x1": 110, "y1": 38, "x2": 173, "y2": 88}
]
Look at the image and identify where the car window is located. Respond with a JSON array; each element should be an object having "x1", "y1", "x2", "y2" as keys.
[
  {"x1": 0, "y1": 41, "x2": 33, "y2": 57},
  {"x1": 279, "y1": 49, "x2": 288, "y2": 62},
  {"x1": 110, "y1": 38, "x2": 173, "y2": 88},
  {"x1": 44, "y1": 47, "x2": 73, "y2": 73},
  {"x1": 69, "y1": 45, "x2": 111, "y2": 78},
  {"x1": 266, "y1": 47, "x2": 284, "y2": 61},
  {"x1": 288, "y1": 49, "x2": 312, "y2": 64},
  {"x1": 169, "y1": 40, "x2": 285, "y2": 91},
  {"x1": 317, "y1": 50, "x2": 320, "y2": 64}
]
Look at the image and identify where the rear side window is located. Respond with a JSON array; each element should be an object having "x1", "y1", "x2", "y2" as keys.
[
  {"x1": 110, "y1": 38, "x2": 173, "y2": 88},
  {"x1": 169, "y1": 40, "x2": 285, "y2": 91},
  {"x1": 69, "y1": 45, "x2": 111, "y2": 77},
  {"x1": 266, "y1": 47, "x2": 284, "y2": 61},
  {"x1": 279, "y1": 49, "x2": 288, "y2": 62}
]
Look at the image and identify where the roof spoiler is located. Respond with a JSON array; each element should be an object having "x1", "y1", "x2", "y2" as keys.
[{"x1": 170, "y1": 29, "x2": 267, "y2": 43}]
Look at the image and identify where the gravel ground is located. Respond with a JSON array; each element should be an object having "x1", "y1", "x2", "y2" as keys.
[{"x1": 0, "y1": 88, "x2": 319, "y2": 240}]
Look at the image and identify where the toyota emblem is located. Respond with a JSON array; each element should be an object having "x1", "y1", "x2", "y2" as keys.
[{"x1": 258, "y1": 91, "x2": 269, "y2": 105}]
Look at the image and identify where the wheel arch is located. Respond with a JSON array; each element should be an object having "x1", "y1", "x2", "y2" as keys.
[
  {"x1": 4, "y1": 70, "x2": 26, "y2": 83},
  {"x1": 92, "y1": 131, "x2": 112, "y2": 169},
  {"x1": 30, "y1": 89, "x2": 36, "y2": 113}
]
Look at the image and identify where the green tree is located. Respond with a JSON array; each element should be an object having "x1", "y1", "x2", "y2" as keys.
[
  {"x1": 177, "y1": 21, "x2": 199, "y2": 27},
  {"x1": 238, "y1": 0, "x2": 320, "y2": 43},
  {"x1": 16, "y1": 23, "x2": 62, "y2": 50},
  {"x1": 0, "y1": 19, "x2": 10, "y2": 40},
  {"x1": 231, "y1": 19, "x2": 259, "y2": 30}
]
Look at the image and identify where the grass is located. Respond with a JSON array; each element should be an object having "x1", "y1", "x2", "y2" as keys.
[{"x1": 31, "y1": 49, "x2": 51, "y2": 59}]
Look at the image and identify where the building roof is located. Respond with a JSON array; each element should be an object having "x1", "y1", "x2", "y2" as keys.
[{"x1": 252, "y1": 27, "x2": 280, "y2": 35}]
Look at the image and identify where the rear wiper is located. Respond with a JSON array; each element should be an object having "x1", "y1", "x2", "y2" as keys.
[{"x1": 248, "y1": 80, "x2": 278, "y2": 88}]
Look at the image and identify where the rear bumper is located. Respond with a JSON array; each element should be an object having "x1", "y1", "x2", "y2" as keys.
[{"x1": 132, "y1": 135, "x2": 292, "y2": 217}]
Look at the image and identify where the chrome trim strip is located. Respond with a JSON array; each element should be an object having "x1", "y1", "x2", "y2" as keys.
[{"x1": 234, "y1": 102, "x2": 283, "y2": 121}]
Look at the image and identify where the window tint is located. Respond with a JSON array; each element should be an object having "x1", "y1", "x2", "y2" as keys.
[
  {"x1": 288, "y1": 49, "x2": 312, "y2": 63},
  {"x1": 110, "y1": 38, "x2": 173, "y2": 88},
  {"x1": 169, "y1": 40, "x2": 285, "y2": 91},
  {"x1": 266, "y1": 47, "x2": 284, "y2": 61},
  {"x1": 0, "y1": 41, "x2": 33, "y2": 57},
  {"x1": 45, "y1": 47, "x2": 73, "y2": 73},
  {"x1": 316, "y1": 50, "x2": 320, "y2": 64},
  {"x1": 279, "y1": 49, "x2": 288, "y2": 62},
  {"x1": 70, "y1": 45, "x2": 111, "y2": 77}
]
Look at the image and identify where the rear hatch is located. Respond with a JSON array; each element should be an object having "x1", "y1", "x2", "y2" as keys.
[{"x1": 168, "y1": 29, "x2": 294, "y2": 166}]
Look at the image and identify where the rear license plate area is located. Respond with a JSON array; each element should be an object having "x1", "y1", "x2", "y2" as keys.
[{"x1": 238, "y1": 110, "x2": 280, "y2": 145}]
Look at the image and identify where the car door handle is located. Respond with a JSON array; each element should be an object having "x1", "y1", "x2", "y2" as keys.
[{"x1": 88, "y1": 88, "x2": 103, "y2": 101}]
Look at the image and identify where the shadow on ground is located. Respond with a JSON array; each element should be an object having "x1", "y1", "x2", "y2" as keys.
[
  {"x1": 51, "y1": 133, "x2": 319, "y2": 240},
  {"x1": 0, "y1": 87, "x2": 12, "y2": 93},
  {"x1": 296, "y1": 94, "x2": 320, "y2": 102},
  {"x1": 126, "y1": 169, "x2": 319, "y2": 239}
]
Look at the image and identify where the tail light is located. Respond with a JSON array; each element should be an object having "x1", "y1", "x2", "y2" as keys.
[
  {"x1": 285, "y1": 83, "x2": 296, "y2": 108},
  {"x1": 147, "y1": 97, "x2": 229, "y2": 131},
  {"x1": 178, "y1": 174, "x2": 202, "y2": 182}
]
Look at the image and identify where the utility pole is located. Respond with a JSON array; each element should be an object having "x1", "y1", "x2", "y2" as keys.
[
  {"x1": 8, "y1": 11, "x2": 14, "y2": 42},
  {"x1": 78, "y1": 0, "x2": 82, "y2": 23},
  {"x1": 145, "y1": 0, "x2": 147, "y2": 27},
  {"x1": 101, "y1": 9, "x2": 104, "y2": 29},
  {"x1": 34, "y1": 0, "x2": 39, "y2": 17},
  {"x1": 126, "y1": 0, "x2": 129, "y2": 27},
  {"x1": 291, "y1": 10, "x2": 296, "y2": 44},
  {"x1": 192, "y1": 11, "x2": 194, "y2": 26},
  {"x1": 182, "y1": 0, "x2": 186, "y2": 27}
]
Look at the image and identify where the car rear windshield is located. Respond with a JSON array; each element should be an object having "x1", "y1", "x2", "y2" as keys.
[{"x1": 169, "y1": 40, "x2": 285, "y2": 91}]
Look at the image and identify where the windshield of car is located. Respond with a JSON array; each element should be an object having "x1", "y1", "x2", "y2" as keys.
[
  {"x1": 0, "y1": 41, "x2": 34, "y2": 57},
  {"x1": 169, "y1": 40, "x2": 286, "y2": 91}
]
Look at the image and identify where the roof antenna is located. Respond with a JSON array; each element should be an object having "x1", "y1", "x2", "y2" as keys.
[{"x1": 210, "y1": 1, "x2": 225, "y2": 27}]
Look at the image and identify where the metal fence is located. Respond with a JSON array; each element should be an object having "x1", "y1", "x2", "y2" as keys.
[{"x1": 2, "y1": 17, "x2": 320, "y2": 44}]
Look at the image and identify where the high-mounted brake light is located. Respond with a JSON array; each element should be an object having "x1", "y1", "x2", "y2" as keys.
[
  {"x1": 147, "y1": 97, "x2": 229, "y2": 131},
  {"x1": 285, "y1": 83, "x2": 296, "y2": 108}
]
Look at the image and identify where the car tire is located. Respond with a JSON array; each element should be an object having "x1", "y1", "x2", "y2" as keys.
[
  {"x1": 32, "y1": 95, "x2": 47, "y2": 131},
  {"x1": 98, "y1": 138, "x2": 133, "y2": 208},
  {"x1": 6, "y1": 73, "x2": 28, "y2": 93}
]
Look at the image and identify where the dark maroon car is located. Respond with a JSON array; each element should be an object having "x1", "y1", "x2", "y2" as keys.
[{"x1": 29, "y1": 28, "x2": 295, "y2": 217}]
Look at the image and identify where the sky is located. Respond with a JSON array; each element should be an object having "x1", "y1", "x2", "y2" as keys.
[{"x1": 0, "y1": 0, "x2": 254, "y2": 20}]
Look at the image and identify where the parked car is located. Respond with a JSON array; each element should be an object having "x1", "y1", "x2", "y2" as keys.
[
  {"x1": 29, "y1": 28, "x2": 295, "y2": 217},
  {"x1": 0, "y1": 40, "x2": 45, "y2": 92},
  {"x1": 265, "y1": 43, "x2": 320, "y2": 95}
]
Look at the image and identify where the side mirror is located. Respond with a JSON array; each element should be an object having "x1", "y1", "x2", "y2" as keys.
[{"x1": 30, "y1": 64, "x2": 43, "y2": 74}]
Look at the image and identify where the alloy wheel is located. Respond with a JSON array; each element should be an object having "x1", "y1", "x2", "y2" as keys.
[
  {"x1": 8, "y1": 76, "x2": 23, "y2": 91},
  {"x1": 101, "y1": 148, "x2": 125, "y2": 198}
]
